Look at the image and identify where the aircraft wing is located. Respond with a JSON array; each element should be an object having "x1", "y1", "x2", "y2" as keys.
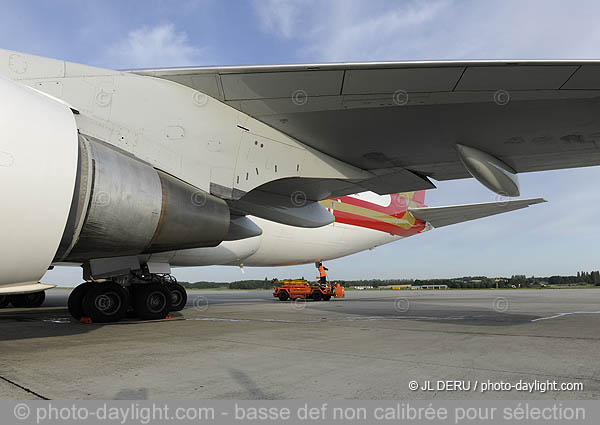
[
  {"x1": 133, "y1": 60, "x2": 600, "y2": 190},
  {"x1": 409, "y1": 198, "x2": 546, "y2": 228}
]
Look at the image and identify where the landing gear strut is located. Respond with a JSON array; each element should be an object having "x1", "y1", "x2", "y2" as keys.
[{"x1": 67, "y1": 272, "x2": 187, "y2": 323}]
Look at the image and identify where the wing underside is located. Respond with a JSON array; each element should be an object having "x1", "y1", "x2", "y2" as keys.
[{"x1": 134, "y1": 60, "x2": 600, "y2": 186}]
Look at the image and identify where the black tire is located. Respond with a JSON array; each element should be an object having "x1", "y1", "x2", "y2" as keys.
[
  {"x1": 9, "y1": 291, "x2": 46, "y2": 308},
  {"x1": 167, "y1": 282, "x2": 187, "y2": 311},
  {"x1": 68, "y1": 282, "x2": 93, "y2": 320},
  {"x1": 82, "y1": 282, "x2": 129, "y2": 323},
  {"x1": 132, "y1": 283, "x2": 172, "y2": 320},
  {"x1": 322, "y1": 295, "x2": 331, "y2": 301},
  {"x1": 311, "y1": 291, "x2": 322, "y2": 301},
  {"x1": 278, "y1": 291, "x2": 289, "y2": 301},
  {"x1": 0, "y1": 295, "x2": 9, "y2": 308}
]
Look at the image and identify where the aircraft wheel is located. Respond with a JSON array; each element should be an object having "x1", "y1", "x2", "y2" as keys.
[
  {"x1": 168, "y1": 282, "x2": 187, "y2": 311},
  {"x1": 312, "y1": 291, "x2": 322, "y2": 301},
  {"x1": 132, "y1": 283, "x2": 172, "y2": 320},
  {"x1": 68, "y1": 282, "x2": 93, "y2": 320},
  {"x1": 322, "y1": 295, "x2": 331, "y2": 301},
  {"x1": 9, "y1": 291, "x2": 46, "y2": 308},
  {"x1": 0, "y1": 295, "x2": 9, "y2": 308},
  {"x1": 125, "y1": 306, "x2": 138, "y2": 318},
  {"x1": 278, "y1": 291, "x2": 289, "y2": 301},
  {"x1": 82, "y1": 282, "x2": 129, "y2": 323}
]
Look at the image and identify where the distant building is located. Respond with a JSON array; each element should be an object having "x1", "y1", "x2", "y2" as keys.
[
  {"x1": 414, "y1": 284, "x2": 448, "y2": 290},
  {"x1": 379, "y1": 284, "x2": 412, "y2": 290}
]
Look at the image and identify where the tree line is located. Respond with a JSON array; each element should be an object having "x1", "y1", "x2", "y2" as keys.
[
  {"x1": 178, "y1": 279, "x2": 277, "y2": 290},
  {"x1": 178, "y1": 271, "x2": 600, "y2": 290}
]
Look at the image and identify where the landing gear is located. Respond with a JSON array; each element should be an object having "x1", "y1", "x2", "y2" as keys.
[
  {"x1": 0, "y1": 291, "x2": 47, "y2": 309},
  {"x1": 67, "y1": 271, "x2": 185, "y2": 323},
  {"x1": 68, "y1": 282, "x2": 93, "y2": 320},
  {"x1": 82, "y1": 282, "x2": 129, "y2": 323},
  {"x1": 132, "y1": 283, "x2": 172, "y2": 320},
  {"x1": 9, "y1": 291, "x2": 46, "y2": 308},
  {"x1": 167, "y1": 281, "x2": 187, "y2": 311},
  {"x1": 0, "y1": 295, "x2": 9, "y2": 308}
]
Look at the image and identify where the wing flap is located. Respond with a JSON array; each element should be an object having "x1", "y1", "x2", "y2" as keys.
[{"x1": 408, "y1": 198, "x2": 546, "y2": 228}]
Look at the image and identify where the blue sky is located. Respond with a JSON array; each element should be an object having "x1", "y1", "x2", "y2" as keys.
[{"x1": 3, "y1": 0, "x2": 597, "y2": 283}]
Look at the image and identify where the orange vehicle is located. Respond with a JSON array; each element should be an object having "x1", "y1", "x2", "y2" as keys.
[{"x1": 273, "y1": 279, "x2": 345, "y2": 301}]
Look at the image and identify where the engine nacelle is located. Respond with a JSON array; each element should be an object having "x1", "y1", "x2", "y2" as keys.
[
  {"x1": 55, "y1": 135, "x2": 231, "y2": 262},
  {"x1": 0, "y1": 76, "x2": 79, "y2": 288},
  {"x1": 0, "y1": 76, "x2": 232, "y2": 291}
]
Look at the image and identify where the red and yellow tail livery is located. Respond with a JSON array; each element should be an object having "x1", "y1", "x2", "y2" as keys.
[{"x1": 321, "y1": 191, "x2": 428, "y2": 237}]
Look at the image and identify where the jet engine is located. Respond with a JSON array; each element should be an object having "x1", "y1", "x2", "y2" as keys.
[
  {"x1": 55, "y1": 135, "x2": 231, "y2": 262},
  {"x1": 0, "y1": 76, "x2": 230, "y2": 289}
]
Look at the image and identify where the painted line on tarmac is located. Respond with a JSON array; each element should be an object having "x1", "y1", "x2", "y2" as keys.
[
  {"x1": 0, "y1": 375, "x2": 49, "y2": 400},
  {"x1": 531, "y1": 311, "x2": 600, "y2": 322}
]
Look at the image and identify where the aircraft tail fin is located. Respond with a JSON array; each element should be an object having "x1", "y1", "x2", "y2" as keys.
[
  {"x1": 387, "y1": 190, "x2": 427, "y2": 214},
  {"x1": 408, "y1": 198, "x2": 546, "y2": 228}
]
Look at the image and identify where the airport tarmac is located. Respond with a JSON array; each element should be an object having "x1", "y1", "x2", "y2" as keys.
[{"x1": 1, "y1": 288, "x2": 599, "y2": 400}]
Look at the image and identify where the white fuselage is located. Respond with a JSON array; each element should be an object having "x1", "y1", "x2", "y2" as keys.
[{"x1": 151, "y1": 214, "x2": 405, "y2": 269}]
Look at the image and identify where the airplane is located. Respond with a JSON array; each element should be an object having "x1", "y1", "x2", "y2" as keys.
[{"x1": 1, "y1": 48, "x2": 598, "y2": 323}]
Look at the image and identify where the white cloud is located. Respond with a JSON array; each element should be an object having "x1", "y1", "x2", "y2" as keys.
[
  {"x1": 252, "y1": 0, "x2": 600, "y2": 62},
  {"x1": 104, "y1": 23, "x2": 204, "y2": 69},
  {"x1": 254, "y1": 0, "x2": 307, "y2": 39},
  {"x1": 252, "y1": 0, "x2": 453, "y2": 60}
]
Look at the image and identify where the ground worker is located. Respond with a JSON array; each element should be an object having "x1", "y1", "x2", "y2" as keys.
[{"x1": 316, "y1": 262, "x2": 328, "y2": 287}]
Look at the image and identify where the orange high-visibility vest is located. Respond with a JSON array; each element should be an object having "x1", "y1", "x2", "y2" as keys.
[{"x1": 318, "y1": 265, "x2": 327, "y2": 277}]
